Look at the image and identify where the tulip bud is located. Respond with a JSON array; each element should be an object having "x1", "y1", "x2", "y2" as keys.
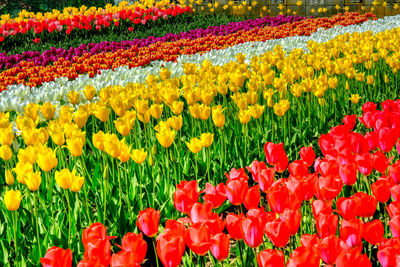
[
  {"x1": 152, "y1": 144, "x2": 157, "y2": 155},
  {"x1": 5, "y1": 169, "x2": 14, "y2": 186},
  {"x1": 4, "y1": 189, "x2": 22, "y2": 211},
  {"x1": 148, "y1": 153, "x2": 155, "y2": 166}
]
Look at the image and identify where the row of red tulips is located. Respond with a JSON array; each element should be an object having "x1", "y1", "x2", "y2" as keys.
[
  {"x1": 0, "y1": 12, "x2": 375, "y2": 91},
  {"x1": 40, "y1": 99, "x2": 400, "y2": 266}
]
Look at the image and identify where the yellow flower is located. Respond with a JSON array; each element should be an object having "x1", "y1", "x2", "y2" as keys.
[
  {"x1": 25, "y1": 171, "x2": 42, "y2": 191},
  {"x1": 83, "y1": 85, "x2": 96, "y2": 101},
  {"x1": 24, "y1": 103, "x2": 39, "y2": 123},
  {"x1": 110, "y1": 98, "x2": 126, "y2": 117},
  {"x1": 160, "y1": 67, "x2": 171, "y2": 81},
  {"x1": 344, "y1": 6, "x2": 349, "y2": 11},
  {"x1": 48, "y1": 123, "x2": 65, "y2": 146},
  {"x1": 156, "y1": 129, "x2": 176, "y2": 148},
  {"x1": 273, "y1": 103, "x2": 286, "y2": 117},
  {"x1": 238, "y1": 109, "x2": 252, "y2": 124},
  {"x1": 384, "y1": 74, "x2": 389, "y2": 84},
  {"x1": 170, "y1": 101, "x2": 184, "y2": 115},
  {"x1": 114, "y1": 117, "x2": 132, "y2": 137},
  {"x1": 17, "y1": 145, "x2": 36, "y2": 165},
  {"x1": 93, "y1": 103, "x2": 110, "y2": 123},
  {"x1": 59, "y1": 105, "x2": 73, "y2": 125},
  {"x1": 70, "y1": 172, "x2": 84, "y2": 192},
  {"x1": 350, "y1": 94, "x2": 361, "y2": 104},
  {"x1": 118, "y1": 141, "x2": 131, "y2": 163},
  {"x1": 250, "y1": 104, "x2": 265, "y2": 119},
  {"x1": 66, "y1": 137, "x2": 84, "y2": 157},
  {"x1": 4, "y1": 189, "x2": 22, "y2": 211},
  {"x1": 212, "y1": 105, "x2": 225, "y2": 128},
  {"x1": 149, "y1": 104, "x2": 163, "y2": 119},
  {"x1": 74, "y1": 108, "x2": 90, "y2": 129},
  {"x1": 335, "y1": 4, "x2": 340, "y2": 10},
  {"x1": 328, "y1": 77, "x2": 338, "y2": 89},
  {"x1": 93, "y1": 131, "x2": 105, "y2": 151},
  {"x1": 0, "y1": 145, "x2": 12, "y2": 161},
  {"x1": 189, "y1": 104, "x2": 201, "y2": 119},
  {"x1": 37, "y1": 147, "x2": 58, "y2": 172},
  {"x1": 40, "y1": 102, "x2": 56, "y2": 120},
  {"x1": 296, "y1": 0, "x2": 302, "y2": 6},
  {"x1": 131, "y1": 148, "x2": 148, "y2": 164},
  {"x1": 5, "y1": 169, "x2": 14, "y2": 186},
  {"x1": 318, "y1": 98, "x2": 325, "y2": 106},
  {"x1": 394, "y1": 3, "x2": 398, "y2": 9},
  {"x1": 200, "y1": 133, "x2": 214, "y2": 148},
  {"x1": 366, "y1": 75, "x2": 374, "y2": 85},
  {"x1": 0, "y1": 124, "x2": 13, "y2": 146},
  {"x1": 345, "y1": 81, "x2": 350, "y2": 90},
  {"x1": 311, "y1": 8, "x2": 315, "y2": 13},
  {"x1": 13, "y1": 162, "x2": 33, "y2": 185},
  {"x1": 167, "y1": 115, "x2": 183, "y2": 131},
  {"x1": 55, "y1": 169, "x2": 73, "y2": 190},
  {"x1": 67, "y1": 90, "x2": 80, "y2": 105},
  {"x1": 104, "y1": 134, "x2": 121, "y2": 158},
  {"x1": 186, "y1": 137, "x2": 203, "y2": 154}
]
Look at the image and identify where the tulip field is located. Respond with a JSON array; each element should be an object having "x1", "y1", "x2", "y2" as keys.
[{"x1": 2, "y1": 0, "x2": 400, "y2": 266}]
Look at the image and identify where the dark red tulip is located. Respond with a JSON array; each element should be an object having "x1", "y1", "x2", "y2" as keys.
[
  {"x1": 257, "y1": 249, "x2": 285, "y2": 267},
  {"x1": 267, "y1": 183, "x2": 290, "y2": 213},
  {"x1": 240, "y1": 216, "x2": 264, "y2": 248},
  {"x1": 203, "y1": 183, "x2": 227, "y2": 209},
  {"x1": 335, "y1": 197, "x2": 359, "y2": 220},
  {"x1": 226, "y1": 213, "x2": 244, "y2": 240},
  {"x1": 300, "y1": 146, "x2": 316, "y2": 167},
  {"x1": 320, "y1": 235, "x2": 342, "y2": 265},
  {"x1": 265, "y1": 218, "x2": 290, "y2": 248},
  {"x1": 352, "y1": 192, "x2": 377, "y2": 217},
  {"x1": 137, "y1": 208, "x2": 160, "y2": 237},
  {"x1": 210, "y1": 233, "x2": 230, "y2": 261},
  {"x1": 40, "y1": 247, "x2": 72, "y2": 267},
  {"x1": 244, "y1": 185, "x2": 260, "y2": 210},
  {"x1": 225, "y1": 179, "x2": 248, "y2": 206},
  {"x1": 280, "y1": 208, "x2": 301, "y2": 236},
  {"x1": 372, "y1": 179, "x2": 391, "y2": 203},
  {"x1": 363, "y1": 219, "x2": 384, "y2": 245},
  {"x1": 258, "y1": 167, "x2": 275, "y2": 192},
  {"x1": 343, "y1": 115, "x2": 356, "y2": 131},
  {"x1": 287, "y1": 245, "x2": 320, "y2": 267},
  {"x1": 184, "y1": 222, "x2": 212, "y2": 255},
  {"x1": 339, "y1": 163, "x2": 358, "y2": 186},
  {"x1": 316, "y1": 213, "x2": 338, "y2": 239},
  {"x1": 389, "y1": 215, "x2": 400, "y2": 238},
  {"x1": 157, "y1": 229, "x2": 185, "y2": 267},
  {"x1": 173, "y1": 180, "x2": 199, "y2": 214}
]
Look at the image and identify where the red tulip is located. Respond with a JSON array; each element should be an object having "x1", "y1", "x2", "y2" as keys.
[
  {"x1": 300, "y1": 234, "x2": 320, "y2": 248},
  {"x1": 365, "y1": 131, "x2": 379, "y2": 150},
  {"x1": 320, "y1": 235, "x2": 342, "y2": 264},
  {"x1": 210, "y1": 233, "x2": 230, "y2": 261},
  {"x1": 372, "y1": 179, "x2": 391, "y2": 203},
  {"x1": 287, "y1": 246, "x2": 320, "y2": 267},
  {"x1": 300, "y1": 146, "x2": 316, "y2": 167},
  {"x1": 389, "y1": 161, "x2": 400, "y2": 184},
  {"x1": 264, "y1": 142, "x2": 288, "y2": 172},
  {"x1": 335, "y1": 197, "x2": 359, "y2": 220},
  {"x1": 387, "y1": 201, "x2": 400, "y2": 219},
  {"x1": 81, "y1": 222, "x2": 114, "y2": 266},
  {"x1": 225, "y1": 167, "x2": 248, "y2": 181},
  {"x1": 379, "y1": 127, "x2": 398, "y2": 152},
  {"x1": 312, "y1": 199, "x2": 333, "y2": 218},
  {"x1": 202, "y1": 183, "x2": 226, "y2": 209},
  {"x1": 247, "y1": 208, "x2": 275, "y2": 225},
  {"x1": 280, "y1": 208, "x2": 301, "y2": 236},
  {"x1": 184, "y1": 222, "x2": 212, "y2": 255},
  {"x1": 288, "y1": 160, "x2": 309, "y2": 177},
  {"x1": 110, "y1": 251, "x2": 141, "y2": 267},
  {"x1": 362, "y1": 102, "x2": 377, "y2": 113},
  {"x1": 339, "y1": 163, "x2": 358, "y2": 186},
  {"x1": 244, "y1": 185, "x2": 260, "y2": 210},
  {"x1": 342, "y1": 114, "x2": 356, "y2": 131},
  {"x1": 257, "y1": 249, "x2": 285, "y2": 267},
  {"x1": 247, "y1": 160, "x2": 267, "y2": 183},
  {"x1": 355, "y1": 153, "x2": 373, "y2": 176},
  {"x1": 173, "y1": 180, "x2": 199, "y2": 214},
  {"x1": 225, "y1": 179, "x2": 248, "y2": 205},
  {"x1": 391, "y1": 185, "x2": 400, "y2": 202},
  {"x1": 40, "y1": 247, "x2": 72, "y2": 267},
  {"x1": 157, "y1": 230, "x2": 185, "y2": 267},
  {"x1": 226, "y1": 213, "x2": 244, "y2": 240},
  {"x1": 240, "y1": 216, "x2": 264, "y2": 248},
  {"x1": 189, "y1": 202, "x2": 225, "y2": 235},
  {"x1": 265, "y1": 218, "x2": 290, "y2": 248},
  {"x1": 164, "y1": 219, "x2": 185, "y2": 238},
  {"x1": 372, "y1": 151, "x2": 392, "y2": 174},
  {"x1": 315, "y1": 175, "x2": 343, "y2": 201},
  {"x1": 340, "y1": 222, "x2": 363, "y2": 249},
  {"x1": 137, "y1": 208, "x2": 160, "y2": 237},
  {"x1": 389, "y1": 215, "x2": 400, "y2": 237},
  {"x1": 267, "y1": 183, "x2": 290, "y2": 213},
  {"x1": 316, "y1": 213, "x2": 338, "y2": 239},
  {"x1": 363, "y1": 219, "x2": 384, "y2": 245},
  {"x1": 257, "y1": 167, "x2": 275, "y2": 192},
  {"x1": 352, "y1": 192, "x2": 377, "y2": 217},
  {"x1": 335, "y1": 249, "x2": 372, "y2": 267}
]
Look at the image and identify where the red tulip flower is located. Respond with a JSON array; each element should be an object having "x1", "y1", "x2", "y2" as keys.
[
  {"x1": 352, "y1": 192, "x2": 377, "y2": 217},
  {"x1": 342, "y1": 114, "x2": 356, "y2": 131},
  {"x1": 240, "y1": 216, "x2": 264, "y2": 248},
  {"x1": 210, "y1": 233, "x2": 230, "y2": 261},
  {"x1": 335, "y1": 197, "x2": 359, "y2": 220},
  {"x1": 247, "y1": 160, "x2": 267, "y2": 183},
  {"x1": 389, "y1": 161, "x2": 400, "y2": 184},
  {"x1": 300, "y1": 146, "x2": 316, "y2": 167},
  {"x1": 264, "y1": 142, "x2": 289, "y2": 172},
  {"x1": 258, "y1": 167, "x2": 275, "y2": 193},
  {"x1": 335, "y1": 249, "x2": 372, "y2": 267},
  {"x1": 265, "y1": 218, "x2": 290, "y2": 248},
  {"x1": 280, "y1": 208, "x2": 301, "y2": 236},
  {"x1": 391, "y1": 185, "x2": 400, "y2": 202},
  {"x1": 173, "y1": 180, "x2": 199, "y2": 214},
  {"x1": 312, "y1": 199, "x2": 333, "y2": 218},
  {"x1": 189, "y1": 202, "x2": 225, "y2": 235},
  {"x1": 320, "y1": 235, "x2": 342, "y2": 265},
  {"x1": 137, "y1": 208, "x2": 160, "y2": 237},
  {"x1": 300, "y1": 234, "x2": 320, "y2": 248},
  {"x1": 339, "y1": 163, "x2": 358, "y2": 186},
  {"x1": 316, "y1": 213, "x2": 339, "y2": 239},
  {"x1": 372, "y1": 179, "x2": 391, "y2": 203},
  {"x1": 81, "y1": 222, "x2": 114, "y2": 266},
  {"x1": 202, "y1": 183, "x2": 227, "y2": 209},
  {"x1": 363, "y1": 219, "x2": 384, "y2": 245},
  {"x1": 244, "y1": 185, "x2": 260, "y2": 210},
  {"x1": 157, "y1": 230, "x2": 185, "y2": 267},
  {"x1": 33, "y1": 37, "x2": 40, "y2": 43},
  {"x1": 389, "y1": 215, "x2": 400, "y2": 238},
  {"x1": 184, "y1": 222, "x2": 212, "y2": 255},
  {"x1": 226, "y1": 213, "x2": 244, "y2": 240},
  {"x1": 288, "y1": 160, "x2": 309, "y2": 177},
  {"x1": 267, "y1": 183, "x2": 290, "y2": 213},
  {"x1": 40, "y1": 246, "x2": 72, "y2": 267},
  {"x1": 379, "y1": 127, "x2": 398, "y2": 152},
  {"x1": 287, "y1": 246, "x2": 320, "y2": 267},
  {"x1": 257, "y1": 249, "x2": 285, "y2": 267},
  {"x1": 225, "y1": 179, "x2": 248, "y2": 205},
  {"x1": 110, "y1": 232, "x2": 147, "y2": 265},
  {"x1": 110, "y1": 251, "x2": 141, "y2": 267}
]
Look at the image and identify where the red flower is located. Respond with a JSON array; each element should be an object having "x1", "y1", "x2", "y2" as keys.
[
  {"x1": 335, "y1": 197, "x2": 359, "y2": 220},
  {"x1": 372, "y1": 178, "x2": 391, "y2": 203},
  {"x1": 110, "y1": 232, "x2": 147, "y2": 266},
  {"x1": 81, "y1": 222, "x2": 114, "y2": 266},
  {"x1": 288, "y1": 160, "x2": 309, "y2": 177},
  {"x1": 210, "y1": 233, "x2": 230, "y2": 261},
  {"x1": 40, "y1": 246, "x2": 72, "y2": 267},
  {"x1": 264, "y1": 142, "x2": 289, "y2": 172},
  {"x1": 173, "y1": 180, "x2": 199, "y2": 214},
  {"x1": 320, "y1": 235, "x2": 342, "y2": 265},
  {"x1": 280, "y1": 208, "x2": 301, "y2": 236},
  {"x1": 299, "y1": 146, "x2": 316, "y2": 167},
  {"x1": 202, "y1": 183, "x2": 226, "y2": 209},
  {"x1": 352, "y1": 192, "x2": 377, "y2": 217},
  {"x1": 267, "y1": 183, "x2": 290, "y2": 213},
  {"x1": 316, "y1": 213, "x2": 338, "y2": 239},
  {"x1": 189, "y1": 202, "x2": 225, "y2": 235},
  {"x1": 137, "y1": 208, "x2": 160, "y2": 237},
  {"x1": 225, "y1": 179, "x2": 248, "y2": 205},
  {"x1": 389, "y1": 215, "x2": 400, "y2": 238},
  {"x1": 257, "y1": 249, "x2": 285, "y2": 267},
  {"x1": 157, "y1": 230, "x2": 185, "y2": 267},
  {"x1": 287, "y1": 246, "x2": 320, "y2": 267},
  {"x1": 342, "y1": 114, "x2": 356, "y2": 131},
  {"x1": 265, "y1": 218, "x2": 290, "y2": 248},
  {"x1": 244, "y1": 185, "x2": 260, "y2": 210},
  {"x1": 363, "y1": 219, "x2": 384, "y2": 245},
  {"x1": 184, "y1": 222, "x2": 212, "y2": 255},
  {"x1": 258, "y1": 167, "x2": 275, "y2": 193},
  {"x1": 33, "y1": 37, "x2": 40, "y2": 43},
  {"x1": 240, "y1": 216, "x2": 264, "y2": 248},
  {"x1": 226, "y1": 213, "x2": 244, "y2": 240}
]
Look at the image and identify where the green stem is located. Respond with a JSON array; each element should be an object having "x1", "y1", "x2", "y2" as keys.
[
  {"x1": 64, "y1": 190, "x2": 71, "y2": 247},
  {"x1": 12, "y1": 211, "x2": 18, "y2": 258},
  {"x1": 153, "y1": 238, "x2": 160, "y2": 267},
  {"x1": 33, "y1": 193, "x2": 42, "y2": 257}
]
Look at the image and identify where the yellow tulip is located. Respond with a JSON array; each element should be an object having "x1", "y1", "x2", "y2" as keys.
[
  {"x1": 328, "y1": 77, "x2": 338, "y2": 89},
  {"x1": 296, "y1": 0, "x2": 302, "y2": 6},
  {"x1": 83, "y1": 85, "x2": 96, "y2": 101},
  {"x1": 24, "y1": 103, "x2": 39, "y2": 123},
  {"x1": 318, "y1": 98, "x2": 325, "y2": 106},
  {"x1": 345, "y1": 81, "x2": 350, "y2": 90},
  {"x1": 37, "y1": 127, "x2": 49, "y2": 145},
  {"x1": 273, "y1": 103, "x2": 286, "y2": 117},
  {"x1": 0, "y1": 112, "x2": 10, "y2": 128},
  {"x1": 167, "y1": 115, "x2": 183, "y2": 131},
  {"x1": 104, "y1": 134, "x2": 121, "y2": 158},
  {"x1": 200, "y1": 133, "x2": 214, "y2": 148},
  {"x1": 149, "y1": 104, "x2": 163, "y2": 119},
  {"x1": 156, "y1": 129, "x2": 176, "y2": 148},
  {"x1": 93, "y1": 131, "x2": 105, "y2": 151},
  {"x1": 250, "y1": 104, "x2": 265, "y2": 119},
  {"x1": 199, "y1": 104, "x2": 211, "y2": 121},
  {"x1": 189, "y1": 104, "x2": 201, "y2": 119},
  {"x1": 93, "y1": 103, "x2": 110, "y2": 123},
  {"x1": 13, "y1": 162, "x2": 33, "y2": 185},
  {"x1": 238, "y1": 109, "x2": 252, "y2": 124},
  {"x1": 114, "y1": 117, "x2": 132, "y2": 137},
  {"x1": 0, "y1": 145, "x2": 12, "y2": 161},
  {"x1": 186, "y1": 138, "x2": 203, "y2": 154},
  {"x1": 74, "y1": 108, "x2": 90, "y2": 129},
  {"x1": 5, "y1": 169, "x2": 14, "y2": 186},
  {"x1": 118, "y1": 142, "x2": 131, "y2": 163},
  {"x1": 41, "y1": 102, "x2": 56, "y2": 120},
  {"x1": 110, "y1": 98, "x2": 126, "y2": 117},
  {"x1": 17, "y1": 145, "x2": 36, "y2": 165},
  {"x1": 131, "y1": 148, "x2": 148, "y2": 164},
  {"x1": 48, "y1": 123, "x2": 65, "y2": 146},
  {"x1": 67, "y1": 90, "x2": 80, "y2": 105},
  {"x1": 59, "y1": 106, "x2": 74, "y2": 125},
  {"x1": 159, "y1": 67, "x2": 171, "y2": 81},
  {"x1": 350, "y1": 94, "x2": 361, "y2": 104},
  {"x1": 137, "y1": 110, "x2": 151, "y2": 123},
  {"x1": 0, "y1": 124, "x2": 13, "y2": 146},
  {"x1": 25, "y1": 171, "x2": 42, "y2": 191},
  {"x1": 4, "y1": 189, "x2": 22, "y2": 211},
  {"x1": 170, "y1": 101, "x2": 184, "y2": 115},
  {"x1": 212, "y1": 105, "x2": 225, "y2": 128},
  {"x1": 384, "y1": 74, "x2": 389, "y2": 84},
  {"x1": 37, "y1": 147, "x2": 58, "y2": 172},
  {"x1": 66, "y1": 137, "x2": 84, "y2": 157},
  {"x1": 55, "y1": 169, "x2": 73, "y2": 190},
  {"x1": 366, "y1": 75, "x2": 374, "y2": 85},
  {"x1": 70, "y1": 173, "x2": 84, "y2": 192}
]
